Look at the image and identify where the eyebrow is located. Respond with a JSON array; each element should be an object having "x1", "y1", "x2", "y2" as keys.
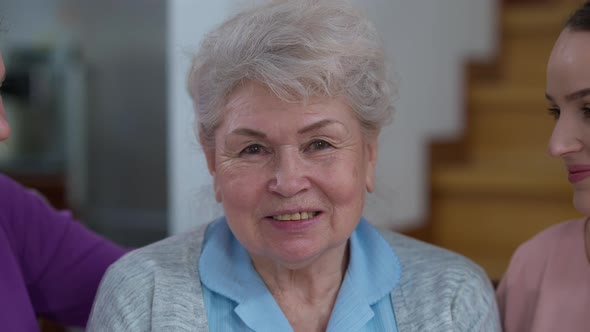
[
  {"x1": 546, "y1": 88, "x2": 590, "y2": 102},
  {"x1": 297, "y1": 119, "x2": 340, "y2": 134},
  {"x1": 545, "y1": 93, "x2": 554, "y2": 102},
  {"x1": 229, "y1": 127, "x2": 267, "y2": 139},
  {"x1": 229, "y1": 119, "x2": 342, "y2": 138}
]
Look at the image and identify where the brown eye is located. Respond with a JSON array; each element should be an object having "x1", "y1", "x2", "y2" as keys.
[
  {"x1": 547, "y1": 108, "x2": 560, "y2": 120},
  {"x1": 241, "y1": 144, "x2": 265, "y2": 155},
  {"x1": 307, "y1": 140, "x2": 333, "y2": 151}
]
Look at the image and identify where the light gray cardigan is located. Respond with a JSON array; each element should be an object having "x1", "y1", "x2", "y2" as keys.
[{"x1": 87, "y1": 223, "x2": 500, "y2": 331}]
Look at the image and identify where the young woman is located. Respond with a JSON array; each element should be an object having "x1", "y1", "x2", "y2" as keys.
[{"x1": 496, "y1": 2, "x2": 590, "y2": 331}]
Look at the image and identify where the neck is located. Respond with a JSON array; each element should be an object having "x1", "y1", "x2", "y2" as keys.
[
  {"x1": 251, "y1": 243, "x2": 350, "y2": 331},
  {"x1": 251, "y1": 242, "x2": 349, "y2": 304}
]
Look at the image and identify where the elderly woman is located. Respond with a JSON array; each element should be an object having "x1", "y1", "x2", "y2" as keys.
[
  {"x1": 497, "y1": 2, "x2": 590, "y2": 331},
  {"x1": 88, "y1": 1, "x2": 499, "y2": 331}
]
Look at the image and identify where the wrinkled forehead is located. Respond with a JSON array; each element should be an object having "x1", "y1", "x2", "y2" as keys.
[{"x1": 220, "y1": 81, "x2": 357, "y2": 132}]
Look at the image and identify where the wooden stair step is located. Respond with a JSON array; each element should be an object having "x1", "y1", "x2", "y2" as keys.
[
  {"x1": 432, "y1": 157, "x2": 570, "y2": 197},
  {"x1": 465, "y1": 83, "x2": 554, "y2": 150},
  {"x1": 503, "y1": 5, "x2": 576, "y2": 34},
  {"x1": 431, "y1": 194, "x2": 579, "y2": 280},
  {"x1": 466, "y1": 108, "x2": 554, "y2": 151},
  {"x1": 491, "y1": 4, "x2": 577, "y2": 84},
  {"x1": 497, "y1": 37, "x2": 557, "y2": 83},
  {"x1": 433, "y1": 199, "x2": 580, "y2": 280},
  {"x1": 469, "y1": 83, "x2": 545, "y2": 106}
]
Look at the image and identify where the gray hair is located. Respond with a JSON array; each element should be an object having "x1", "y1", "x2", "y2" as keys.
[{"x1": 188, "y1": 0, "x2": 395, "y2": 148}]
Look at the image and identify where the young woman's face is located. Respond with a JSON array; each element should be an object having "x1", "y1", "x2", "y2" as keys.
[
  {"x1": 546, "y1": 29, "x2": 590, "y2": 215},
  {"x1": 0, "y1": 53, "x2": 10, "y2": 141}
]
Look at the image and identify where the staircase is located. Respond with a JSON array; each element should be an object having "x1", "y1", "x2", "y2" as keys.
[{"x1": 426, "y1": 3, "x2": 582, "y2": 282}]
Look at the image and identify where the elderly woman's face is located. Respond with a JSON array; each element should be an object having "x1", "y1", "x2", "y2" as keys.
[
  {"x1": 204, "y1": 82, "x2": 378, "y2": 267},
  {"x1": 547, "y1": 30, "x2": 590, "y2": 215}
]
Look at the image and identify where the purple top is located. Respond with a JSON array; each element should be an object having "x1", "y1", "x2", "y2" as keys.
[{"x1": 0, "y1": 174, "x2": 127, "y2": 331}]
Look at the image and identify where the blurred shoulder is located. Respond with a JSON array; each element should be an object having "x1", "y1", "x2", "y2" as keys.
[
  {"x1": 514, "y1": 218, "x2": 585, "y2": 257},
  {"x1": 501, "y1": 218, "x2": 585, "y2": 279},
  {"x1": 0, "y1": 173, "x2": 27, "y2": 203},
  {"x1": 0, "y1": 173, "x2": 18, "y2": 188},
  {"x1": 0, "y1": 173, "x2": 62, "y2": 212}
]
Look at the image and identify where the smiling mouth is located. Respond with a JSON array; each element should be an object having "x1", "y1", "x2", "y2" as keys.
[{"x1": 271, "y1": 211, "x2": 318, "y2": 221}]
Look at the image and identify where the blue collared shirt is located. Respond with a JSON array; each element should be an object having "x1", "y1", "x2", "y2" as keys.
[{"x1": 199, "y1": 217, "x2": 401, "y2": 331}]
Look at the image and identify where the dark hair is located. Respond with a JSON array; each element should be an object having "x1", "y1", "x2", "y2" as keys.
[{"x1": 566, "y1": 1, "x2": 590, "y2": 31}]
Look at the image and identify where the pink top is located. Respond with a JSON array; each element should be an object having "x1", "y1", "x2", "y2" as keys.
[{"x1": 496, "y1": 218, "x2": 590, "y2": 332}]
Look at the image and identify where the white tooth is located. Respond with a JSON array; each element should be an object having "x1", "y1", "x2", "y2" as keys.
[
  {"x1": 291, "y1": 212, "x2": 301, "y2": 220},
  {"x1": 301, "y1": 212, "x2": 309, "y2": 220}
]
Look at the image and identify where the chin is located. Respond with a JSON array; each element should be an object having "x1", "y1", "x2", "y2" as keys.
[{"x1": 573, "y1": 190, "x2": 590, "y2": 216}]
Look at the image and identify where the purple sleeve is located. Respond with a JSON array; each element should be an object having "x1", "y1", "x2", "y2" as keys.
[{"x1": 0, "y1": 174, "x2": 129, "y2": 327}]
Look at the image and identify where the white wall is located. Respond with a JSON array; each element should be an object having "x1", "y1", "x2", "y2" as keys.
[
  {"x1": 167, "y1": 0, "x2": 498, "y2": 234},
  {"x1": 356, "y1": 0, "x2": 498, "y2": 229},
  {"x1": 167, "y1": 1, "x2": 230, "y2": 235}
]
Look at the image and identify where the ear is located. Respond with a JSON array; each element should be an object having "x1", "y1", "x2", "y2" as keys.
[
  {"x1": 365, "y1": 137, "x2": 378, "y2": 193},
  {"x1": 203, "y1": 146, "x2": 222, "y2": 202}
]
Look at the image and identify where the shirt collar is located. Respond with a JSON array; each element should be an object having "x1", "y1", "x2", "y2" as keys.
[
  {"x1": 199, "y1": 218, "x2": 267, "y2": 304},
  {"x1": 199, "y1": 217, "x2": 402, "y2": 330},
  {"x1": 347, "y1": 217, "x2": 402, "y2": 304},
  {"x1": 326, "y1": 218, "x2": 402, "y2": 330},
  {"x1": 200, "y1": 218, "x2": 292, "y2": 330}
]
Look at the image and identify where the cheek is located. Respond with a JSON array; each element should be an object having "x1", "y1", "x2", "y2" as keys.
[
  {"x1": 215, "y1": 162, "x2": 268, "y2": 206},
  {"x1": 582, "y1": 128, "x2": 590, "y2": 147},
  {"x1": 318, "y1": 157, "x2": 366, "y2": 203}
]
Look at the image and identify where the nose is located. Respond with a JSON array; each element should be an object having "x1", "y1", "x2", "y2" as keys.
[
  {"x1": 267, "y1": 149, "x2": 310, "y2": 197},
  {"x1": 547, "y1": 115, "x2": 583, "y2": 158}
]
